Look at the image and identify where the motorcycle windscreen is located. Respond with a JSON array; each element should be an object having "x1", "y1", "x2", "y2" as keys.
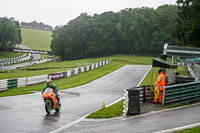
[{"x1": 45, "y1": 88, "x2": 52, "y2": 94}]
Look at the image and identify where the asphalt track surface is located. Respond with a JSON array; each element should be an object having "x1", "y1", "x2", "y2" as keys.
[
  {"x1": 65, "y1": 104, "x2": 200, "y2": 133},
  {"x1": 0, "y1": 65, "x2": 151, "y2": 133}
]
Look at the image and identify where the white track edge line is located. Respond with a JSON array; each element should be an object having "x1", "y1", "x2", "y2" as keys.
[{"x1": 153, "y1": 122, "x2": 200, "y2": 133}]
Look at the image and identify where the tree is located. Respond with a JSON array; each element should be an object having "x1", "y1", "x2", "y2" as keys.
[
  {"x1": 51, "y1": 5, "x2": 179, "y2": 60},
  {"x1": 0, "y1": 17, "x2": 21, "y2": 49},
  {"x1": 152, "y1": 5, "x2": 179, "y2": 55},
  {"x1": 171, "y1": 0, "x2": 200, "y2": 47},
  {"x1": 51, "y1": 13, "x2": 92, "y2": 60}
]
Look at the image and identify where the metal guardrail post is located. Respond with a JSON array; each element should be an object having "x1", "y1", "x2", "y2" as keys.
[{"x1": 162, "y1": 86, "x2": 166, "y2": 106}]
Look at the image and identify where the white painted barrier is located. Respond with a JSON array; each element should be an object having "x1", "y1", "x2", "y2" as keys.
[
  {"x1": 81, "y1": 67, "x2": 84, "y2": 73},
  {"x1": 17, "y1": 78, "x2": 26, "y2": 88},
  {"x1": 74, "y1": 68, "x2": 78, "y2": 75},
  {"x1": 103, "y1": 61, "x2": 105, "y2": 66},
  {"x1": 26, "y1": 74, "x2": 48, "y2": 85},
  {"x1": 0, "y1": 80, "x2": 8, "y2": 91},
  {"x1": 67, "y1": 70, "x2": 72, "y2": 77},
  {"x1": 96, "y1": 63, "x2": 98, "y2": 68},
  {"x1": 91, "y1": 64, "x2": 94, "y2": 70},
  {"x1": 123, "y1": 90, "x2": 129, "y2": 115}
]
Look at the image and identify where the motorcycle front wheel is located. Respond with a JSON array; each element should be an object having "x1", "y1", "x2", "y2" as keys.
[
  {"x1": 55, "y1": 103, "x2": 61, "y2": 112},
  {"x1": 45, "y1": 100, "x2": 52, "y2": 114}
]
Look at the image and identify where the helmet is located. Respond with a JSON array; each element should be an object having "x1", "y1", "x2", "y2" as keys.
[
  {"x1": 158, "y1": 69, "x2": 162, "y2": 73},
  {"x1": 46, "y1": 79, "x2": 52, "y2": 85}
]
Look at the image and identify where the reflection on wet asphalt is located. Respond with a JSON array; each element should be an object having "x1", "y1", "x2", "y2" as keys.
[{"x1": 42, "y1": 112, "x2": 60, "y2": 125}]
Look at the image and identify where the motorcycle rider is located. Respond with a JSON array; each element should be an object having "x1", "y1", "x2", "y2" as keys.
[{"x1": 42, "y1": 79, "x2": 60, "y2": 105}]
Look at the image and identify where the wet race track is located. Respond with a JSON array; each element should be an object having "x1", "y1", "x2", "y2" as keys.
[{"x1": 0, "y1": 65, "x2": 151, "y2": 133}]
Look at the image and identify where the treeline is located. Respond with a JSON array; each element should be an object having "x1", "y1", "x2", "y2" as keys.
[
  {"x1": 0, "y1": 17, "x2": 22, "y2": 49},
  {"x1": 171, "y1": 0, "x2": 200, "y2": 47},
  {"x1": 21, "y1": 21, "x2": 53, "y2": 31},
  {"x1": 51, "y1": 5, "x2": 180, "y2": 60}
]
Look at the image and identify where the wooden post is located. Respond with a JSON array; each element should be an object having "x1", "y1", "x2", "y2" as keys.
[{"x1": 150, "y1": 67, "x2": 154, "y2": 100}]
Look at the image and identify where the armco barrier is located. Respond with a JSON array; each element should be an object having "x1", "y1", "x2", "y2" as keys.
[
  {"x1": 26, "y1": 75, "x2": 48, "y2": 85},
  {"x1": 88, "y1": 65, "x2": 91, "y2": 70},
  {"x1": 17, "y1": 78, "x2": 26, "y2": 88},
  {"x1": 78, "y1": 68, "x2": 81, "y2": 74},
  {"x1": 48, "y1": 73, "x2": 63, "y2": 80},
  {"x1": 0, "y1": 80, "x2": 8, "y2": 91},
  {"x1": 0, "y1": 60, "x2": 110, "y2": 91},
  {"x1": 84, "y1": 66, "x2": 87, "y2": 72},
  {"x1": 63, "y1": 72, "x2": 67, "y2": 78},
  {"x1": 67, "y1": 70, "x2": 72, "y2": 77},
  {"x1": 7, "y1": 79, "x2": 18, "y2": 89},
  {"x1": 74, "y1": 68, "x2": 78, "y2": 75},
  {"x1": 71, "y1": 69, "x2": 75, "y2": 76},
  {"x1": 163, "y1": 81, "x2": 200, "y2": 106},
  {"x1": 0, "y1": 53, "x2": 26, "y2": 62}
]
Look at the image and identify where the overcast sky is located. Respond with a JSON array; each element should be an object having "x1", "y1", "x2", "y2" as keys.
[{"x1": 0, "y1": 0, "x2": 177, "y2": 27}]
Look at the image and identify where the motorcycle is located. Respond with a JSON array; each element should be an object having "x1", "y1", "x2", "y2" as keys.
[{"x1": 42, "y1": 87, "x2": 61, "y2": 114}]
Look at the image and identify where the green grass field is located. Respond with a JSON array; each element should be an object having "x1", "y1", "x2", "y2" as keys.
[
  {"x1": 173, "y1": 126, "x2": 200, "y2": 133},
  {"x1": 21, "y1": 28, "x2": 52, "y2": 51},
  {"x1": 0, "y1": 52, "x2": 24, "y2": 59}
]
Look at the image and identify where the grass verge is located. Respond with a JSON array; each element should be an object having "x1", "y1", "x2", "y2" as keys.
[
  {"x1": 173, "y1": 126, "x2": 200, "y2": 133},
  {"x1": 86, "y1": 100, "x2": 124, "y2": 118}
]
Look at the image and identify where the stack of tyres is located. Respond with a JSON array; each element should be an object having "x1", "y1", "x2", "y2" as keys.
[{"x1": 127, "y1": 88, "x2": 140, "y2": 115}]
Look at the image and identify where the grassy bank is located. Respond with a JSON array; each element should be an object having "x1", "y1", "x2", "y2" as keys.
[
  {"x1": 173, "y1": 126, "x2": 200, "y2": 133},
  {"x1": 0, "y1": 55, "x2": 154, "y2": 80},
  {"x1": 87, "y1": 100, "x2": 124, "y2": 118},
  {"x1": 0, "y1": 57, "x2": 106, "y2": 80},
  {"x1": 0, "y1": 52, "x2": 24, "y2": 59},
  {"x1": 21, "y1": 28, "x2": 52, "y2": 51}
]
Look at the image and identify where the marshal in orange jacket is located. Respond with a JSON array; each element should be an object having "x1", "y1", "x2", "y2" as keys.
[{"x1": 155, "y1": 71, "x2": 166, "y2": 91}]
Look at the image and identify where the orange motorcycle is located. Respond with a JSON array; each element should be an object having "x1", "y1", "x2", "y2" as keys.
[{"x1": 42, "y1": 87, "x2": 61, "y2": 114}]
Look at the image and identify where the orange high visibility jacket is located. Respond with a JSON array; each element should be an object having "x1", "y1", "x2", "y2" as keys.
[{"x1": 155, "y1": 72, "x2": 166, "y2": 91}]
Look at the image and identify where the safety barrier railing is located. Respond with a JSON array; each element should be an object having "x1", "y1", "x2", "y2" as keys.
[
  {"x1": 163, "y1": 81, "x2": 200, "y2": 106},
  {"x1": 0, "y1": 53, "x2": 26, "y2": 62},
  {"x1": 186, "y1": 63, "x2": 198, "y2": 81},
  {"x1": 0, "y1": 60, "x2": 110, "y2": 92},
  {"x1": 0, "y1": 53, "x2": 30, "y2": 66}
]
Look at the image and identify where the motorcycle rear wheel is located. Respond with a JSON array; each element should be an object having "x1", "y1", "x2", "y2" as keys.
[{"x1": 45, "y1": 100, "x2": 52, "y2": 114}]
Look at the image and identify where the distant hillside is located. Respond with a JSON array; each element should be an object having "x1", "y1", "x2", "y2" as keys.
[
  {"x1": 21, "y1": 28, "x2": 52, "y2": 51},
  {"x1": 21, "y1": 21, "x2": 53, "y2": 31}
]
